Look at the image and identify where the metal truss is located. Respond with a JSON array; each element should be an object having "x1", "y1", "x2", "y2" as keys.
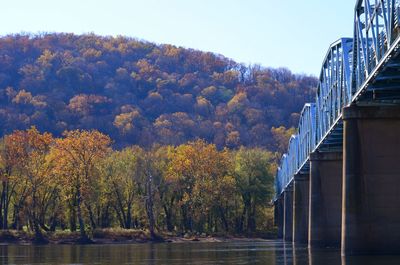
[
  {"x1": 275, "y1": 0, "x2": 400, "y2": 201},
  {"x1": 297, "y1": 103, "x2": 317, "y2": 171},
  {"x1": 275, "y1": 156, "x2": 286, "y2": 197},
  {"x1": 275, "y1": 104, "x2": 317, "y2": 197},
  {"x1": 316, "y1": 38, "x2": 353, "y2": 145},
  {"x1": 287, "y1": 135, "x2": 299, "y2": 179},
  {"x1": 353, "y1": 0, "x2": 400, "y2": 92}
]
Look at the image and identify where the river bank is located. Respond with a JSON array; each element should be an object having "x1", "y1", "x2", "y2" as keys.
[{"x1": 0, "y1": 229, "x2": 277, "y2": 245}]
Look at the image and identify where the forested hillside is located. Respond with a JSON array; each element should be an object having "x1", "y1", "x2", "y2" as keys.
[{"x1": 0, "y1": 33, "x2": 317, "y2": 150}]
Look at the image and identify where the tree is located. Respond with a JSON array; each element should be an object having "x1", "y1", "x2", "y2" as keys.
[
  {"x1": 151, "y1": 146, "x2": 175, "y2": 232},
  {"x1": 113, "y1": 110, "x2": 143, "y2": 135},
  {"x1": 166, "y1": 140, "x2": 234, "y2": 233},
  {"x1": 51, "y1": 130, "x2": 111, "y2": 242},
  {"x1": 0, "y1": 136, "x2": 20, "y2": 230},
  {"x1": 100, "y1": 147, "x2": 142, "y2": 229},
  {"x1": 232, "y1": 148, "x2": 274, "y2": 233},
  {"x1": 140, "y1": 145, "x2": 172, "y2": 240},
  {"x1": 2, "y1": 127, "x2": 55, "y2": 242},
  {"x1": 271, "y1": 126, "x2": 296, "y2": 154}
]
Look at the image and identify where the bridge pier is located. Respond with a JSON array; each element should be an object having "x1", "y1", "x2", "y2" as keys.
[
  {"x1": 283, "y1": 188, "x2": 293, "y2": 241},
  {"x1": 309, "y1": 151, "x2": 342, "y2": 248},
  {"x1": 274, "y1": 196, "x2": 284, "y2": 239},
  {"x1": 293, "y1": 173, "x2": 309, "y2": 244},
  {"x1": 342, "y1": 106, "x2": 400, "y2": 255}
]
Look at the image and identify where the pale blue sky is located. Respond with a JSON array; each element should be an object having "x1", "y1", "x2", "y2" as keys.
[{"x1": 2, "y1": 0, "x2": 355, "y2": 75}]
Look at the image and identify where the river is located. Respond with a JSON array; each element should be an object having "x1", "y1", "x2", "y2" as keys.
[{"x1": 1, "y1": 240, "x2": 400, "y2": 264}]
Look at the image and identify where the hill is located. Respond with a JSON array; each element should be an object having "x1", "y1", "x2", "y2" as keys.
[{"x1": 0, "y1": 33, "x2": 317, "y2": 150}]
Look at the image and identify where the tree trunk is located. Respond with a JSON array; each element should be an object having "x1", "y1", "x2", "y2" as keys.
[
  {"x1": 12, "y1": 193, "x2": 26, "y2": 231},
  {"x1": 0, "y1": 180, "x2": 11, "y2": 230},
  {"x1": 248, "y1": 201, "x2": 256, "y2": 233},
  {"x1": 163, "y1": 205, "x2": 173, "y2": 232},
  {"x1": 3, "y1": 196, "x2": 8, "y2": 230},
  {"x1": 49, "y1": 215, "x2": 57, "y2": 232},
  {"x1": 32, "y1": 188, "x2": 47, "y2": 244},
  {"x1": 70, "y1": 205, "x2": 77, "y2": 231},
  {"x1": 113, "y1": 205, "x2": 125, "y2": 228},
  {"x1": 126, "y1": 205, "x2": 132, "y2": 229},
  {"x1": 86, "y1": 204, "x2": 96, "y2": 230},
  {"x1": 33, "y1": 220, "x2": 47, "y2": 243},
  {"x1": 219, "y1": 206, "x2": 229, "y2": 232},
  {"x1": 77, "y1": 188, "x2": 90, "y2": 243},
  {"x1": 0, "y1": 181, "x2": 5, "y2": 230},
  {"x1": 114, "y1": 188, "x2": 127, "y2": 228},
  {"x1": 240, "y1": 206, "x2": 247, "y2": 233},
  {"x1": 146, "y1": 173, "x2": 156, "y2": 240},
  {"x1": 101, "y1": 205, "x2": 111, "y2": 228}
]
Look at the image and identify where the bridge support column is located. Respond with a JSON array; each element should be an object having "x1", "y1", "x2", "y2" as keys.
[
  {"x1": 309, "y1": 152, "x2": 342, "y2": 248},
  {"x1": 283, "y1": 188, "x2": 293, "y2": 241},
  {"x1": 293, "y1": 173, "x2": 309, "y2": 244},
  {"x1": 342, "y1": 106, "x2": 400, "y2": 255},
  {"x1": 274, "y1": 196, "x2": 284, "y2": 239}
]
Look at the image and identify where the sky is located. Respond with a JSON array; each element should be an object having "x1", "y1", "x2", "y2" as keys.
[{"x1": 1, "y1": 0, "x2": 356, "y2": 76}]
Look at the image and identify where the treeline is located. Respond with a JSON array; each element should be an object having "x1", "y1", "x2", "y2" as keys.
[
  {"x1": 0, "y1": 33, "x2": 316, "y2": 150},
  {"x1": 0, "y1": 127, "x2": 276, "y2": 243}
]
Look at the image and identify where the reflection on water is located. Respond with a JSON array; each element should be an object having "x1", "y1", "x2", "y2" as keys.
[{"x1": 1, "y1": 241, "x2": 400, "y2": 264}]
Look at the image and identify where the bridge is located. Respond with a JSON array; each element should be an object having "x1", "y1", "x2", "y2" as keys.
[{"x1": 274, "y1": 0, "x2": 400, "y2": 255}]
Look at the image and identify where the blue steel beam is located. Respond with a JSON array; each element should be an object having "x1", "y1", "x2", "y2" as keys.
[
  {"x1": 316, "y1": 38, "x2": 353, "y2": 148},
  {"x1": 297, "y1": 103, "x2": 317, "y2": 172},
  {"x1": 287, "y1": 135, "x2": 299, "y2": 179},
  {"x1": 275, "y1": 154, "x2": 289, "y2": 197},
  {"x1": 353, "y1": 0, "x2": 400, "y2": 92},
  {"x1": 275, "y1": 104, "x2": 317, "y2": 197},
  {"x1": 353, "y1": 0, "x2": 400, "y2": 102},
  {"x1": 275, "y1": 136, "x2": 299, "y2": 198}
]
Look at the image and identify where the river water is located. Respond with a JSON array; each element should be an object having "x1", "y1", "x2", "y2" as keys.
[{"x1": 1, "y1": 240, "x2": 400, "y2": 265}]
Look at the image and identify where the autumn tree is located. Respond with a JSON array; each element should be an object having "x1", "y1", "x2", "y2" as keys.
[
  {"x1": 51, "y1": 130, "x2": 111, "y2": 242},
  {"x1": 140, "y1": 145, "x2": 173, "y2": 240},
  {"x1": 1, "y1": 128, "x2": 56, "y2": 242},
  {"x1": 100, "y1": 147, "x2": 143, "y2": 229},
  {"x1": 0, "y1": 136, "x2": 20, "y2": 230},
  {"x1": 167, "y1": 140, "x2": 235, "y2": 233},
  {"x1": 232, "y1": 147, "x2": 274, "y2": 233},
  {"x1": 151, "y1": 146, "x2": 175, "y2": 232},
  {"x1": 271, "y1": 126, "x2": 297, "y2": 154}
]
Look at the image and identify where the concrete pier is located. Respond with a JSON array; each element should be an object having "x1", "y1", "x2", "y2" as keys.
[
  {"x1": 309, "y1": 151, "x2": 342, "y2": 248},
  {"x1": 293, "y1": 173, "x2": 309, "y2": 244},
  {"x1": 283, "y1": 189, "x2": 294, "y2": 242},
  {"x1": 342, "y1": 106, "x2": 400, "y2": 255},
  {"x1": 274, "y1": 197, "x2": 284, "y2": 239}
]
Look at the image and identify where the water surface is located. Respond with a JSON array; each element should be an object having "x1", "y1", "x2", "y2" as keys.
[{"x1": 1, "y1": 240, "x2": 400, "y2": 264}]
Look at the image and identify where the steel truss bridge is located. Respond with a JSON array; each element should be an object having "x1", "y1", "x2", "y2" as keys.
[{"x1": 275, "y1": 0, "x2": 400, "y2": 198}]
